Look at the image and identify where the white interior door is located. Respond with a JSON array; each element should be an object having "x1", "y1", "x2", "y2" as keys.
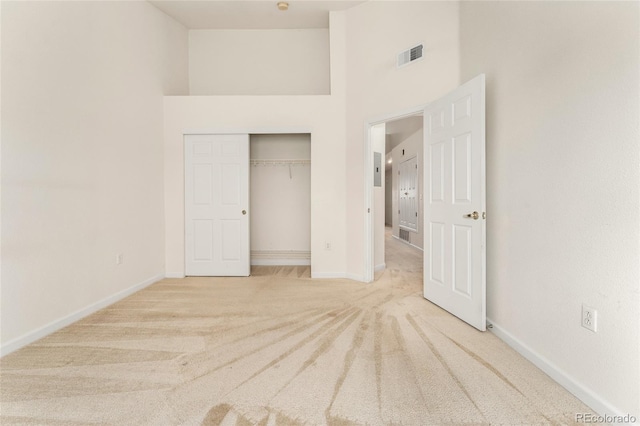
[
  {"x1": 185, "y1": 134, "x2": 250, "y2": 276},
  {"x1": 423, "y1": 74, "x2": 486, "y2": 331}
]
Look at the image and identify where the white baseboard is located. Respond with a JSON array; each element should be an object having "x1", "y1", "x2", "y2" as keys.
[
  {"x1": 251, "y1": 250, "x2": 310, "y2": 266},
  {"x1": 391, "y1": 235, "x2": 424, "y2": 251},
  {"x1": 311, "y1": 272, "x2": 348, "y2": 279},
  {"x1": 165, "y1": 272, "x2": 186, "y2": 279},
  {"x1": 311, "y1": 272, "x2": 365, "y2": 281},
  {"x1": 251, "y1": 259, "x2": 311, "y2": 266},
  {"x1": 374, "y1": 263, "x2": 386, "y2": 272},
  {"x1": 0, "y1": 274, "x2": 164, "y2": 357},
  {"x1": 487, "y1": 318, "x2": 630, "y2": 420},
  {"x1": 346, "y1": 273, "x2": 365, "y2": 282}
]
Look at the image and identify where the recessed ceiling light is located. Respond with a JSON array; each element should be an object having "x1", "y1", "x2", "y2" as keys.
[{"x1": 277, "y1": 2, "x2": 289, "y2": 11}]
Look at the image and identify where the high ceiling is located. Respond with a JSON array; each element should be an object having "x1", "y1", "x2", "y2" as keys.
[{"x1": 149, "y1": 1, "x2": 366, "y2": 29}]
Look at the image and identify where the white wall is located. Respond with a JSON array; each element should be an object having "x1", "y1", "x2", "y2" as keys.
[
  {"x1": 189, "y1": 29, "x2": 330, "y2": 96},
  {"x1": 460, "y1": 1, "x2": 640, "y2": 418},
  {"x1": 345, "y1": 1, "x2": 460, "y2": 279},
  {"x1": 385, "y1": 154, "x2": 393, "y2": 227},
  {"x1": 1, "y1": 1, "x2": 189, "y2": 353},
  {"x1": 372, "y1": 124, "x2": 385, "y2": 271},
  {"x1": 164, "y1": 12, "x2": 347, "y2": 279},
  {"x1": 250, "y1": 134, "x2": 311, "y2": 265},
  {"x1": 390, "y1": 128, "x2": 423, "y2": 249},
  {"x1": 250, "y1": 134, "x2": 311, "y2": 160}
]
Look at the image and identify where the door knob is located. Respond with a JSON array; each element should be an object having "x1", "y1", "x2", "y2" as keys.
[
  {"x1": 464, "y1": 211, "x2": 479, "y2": 220},
  {"x1": 242, "y1": 210, "x2": 247, "y2": 215}
]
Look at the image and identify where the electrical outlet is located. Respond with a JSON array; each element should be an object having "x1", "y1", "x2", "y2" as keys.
[
  {"x1": 325, "y1": 242, "x2": 332, "y2": 250},
  {"x1": 116, "y1": 253, "x2": 123, "y2": 265},
  {"x1": 582, "y1": 304, "x2": 597, "y2": 332}
]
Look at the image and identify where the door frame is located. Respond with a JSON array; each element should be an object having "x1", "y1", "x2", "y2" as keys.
[{"x1": 363, "y1": 104, "x2": 425, "y2": 283}]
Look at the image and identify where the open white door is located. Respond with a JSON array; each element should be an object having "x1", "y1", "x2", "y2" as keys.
[
  {"x1": 423, "y1": 75, "x2": 486, "y2": 331},
  {"x1": 185, "y1": 134, "x2": 250, "y2": 276}
]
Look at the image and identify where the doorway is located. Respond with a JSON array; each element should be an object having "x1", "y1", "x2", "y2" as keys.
[
  {"x1": 364, "y1": 106, "x2": 425, "y2": 283},
  {"x1": 365, "y1": 74, "x2": 487, "y2": 331},
  {"x1": 370, "y1": 115, "x2": 425, "y2": 278}
]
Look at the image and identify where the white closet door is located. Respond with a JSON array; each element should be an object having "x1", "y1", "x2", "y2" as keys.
[{"x1": 185, "y1": 134, "x2": 250, "y2": 276}]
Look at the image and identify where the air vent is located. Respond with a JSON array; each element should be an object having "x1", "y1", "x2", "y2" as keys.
[
  {"x1": 397, "y1": 44, "x2": 424, "y2": 68},
  {"x1": 399, "y1": 229, "x2": 410, "y2": 242}
]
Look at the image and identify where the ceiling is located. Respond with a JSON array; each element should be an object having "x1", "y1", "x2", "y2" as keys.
[{"x1": 149, "y1": 0, "x2": 366, "y2": 29}]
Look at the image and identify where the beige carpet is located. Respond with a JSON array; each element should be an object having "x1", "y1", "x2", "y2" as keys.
[{"x1": 1, "y1": 230, "x2": 593, "y2": 425}]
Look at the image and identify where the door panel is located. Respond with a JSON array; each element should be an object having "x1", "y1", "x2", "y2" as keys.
[
  {"x1": 453, "y1": 133, "x2": 471, "y2": 203},
  {"x1": 453, "y1": 224, "x2": 472, "y2": 297},
  {"x1": 193, "y1": 220, "x2": 214, "y2": 261},
  {"x1": 185, "y1": 134, "x2": 250, "y2": 276},
  {"x1": 424, "y1": 74, "x2": 486, "y2": 331},
  {"x1": 221, "y1": 164, "x2": 241, "y2": 205},
  {"x1": 221, "y1": 220, "x2": 241, "y2": 260},
  {"x1": 430, "y1": 143, "x2": 445, "y2": 203},
  {"x1": 430, "y1": 222, "x2": 445, "y2": 285},
  {"x1": 193, "y1": 165, "x2": 212, "y2": 205}
]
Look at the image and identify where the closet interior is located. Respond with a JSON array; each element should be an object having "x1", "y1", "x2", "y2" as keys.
[{"x1": 249, "y1": 134, "x2": 311, "y2": 266}]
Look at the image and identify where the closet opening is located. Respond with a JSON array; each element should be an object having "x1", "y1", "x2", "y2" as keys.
[{"x1": 249, "y1": 134, "x2": 311, "y2": 270}]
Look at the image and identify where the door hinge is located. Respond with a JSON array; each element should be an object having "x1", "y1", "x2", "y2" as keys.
[
  {"x1": 398, "y1": 210, "x2": 400, "y2": 214},
  {"x1": 416, "y1": 212, "x2": 418, "y2": 217}
]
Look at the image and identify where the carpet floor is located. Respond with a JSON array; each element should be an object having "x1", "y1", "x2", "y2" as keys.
[{"x1": 0, "y1": 230, "x2": 593, "y2": 425}]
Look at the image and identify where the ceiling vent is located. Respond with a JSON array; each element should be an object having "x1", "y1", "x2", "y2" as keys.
[{"x1": 397, "y1": 44, "x2": 424, "y2": 68}]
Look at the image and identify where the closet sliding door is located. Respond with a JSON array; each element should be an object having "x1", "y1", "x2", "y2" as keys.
[{"x1": 185, "y1": 134, "x2": 250, "y2": 276}]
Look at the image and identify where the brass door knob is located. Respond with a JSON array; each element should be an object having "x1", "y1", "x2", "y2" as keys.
[
  {"x1": 242, "y1": 210, "x2": 247, "y2": 215},
  {"x1": 464, "y1": 211, "x2": 479, "y2": 220}
]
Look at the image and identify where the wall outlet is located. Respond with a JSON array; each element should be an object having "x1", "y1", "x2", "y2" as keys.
[
  {"x1": 582, "y1": 304, "x2": 597, "y2": 332},
  {"x1": 116, "y1": 253, "x2": 123, "y2": 265},
  {"x1": 325, "y1": 242, "x2": 332, "y2": 250}
]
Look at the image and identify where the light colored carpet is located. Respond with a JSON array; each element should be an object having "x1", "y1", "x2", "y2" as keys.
[{"x1": 1, "y1": 230, "x2": 593, "y2": 425}]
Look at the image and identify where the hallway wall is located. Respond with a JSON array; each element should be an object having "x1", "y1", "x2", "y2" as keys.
[{"x1": 372, "y1": 124, "x2": 386, "y2": 270}]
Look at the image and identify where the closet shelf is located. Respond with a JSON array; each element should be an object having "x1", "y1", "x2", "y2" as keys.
[{"x1": 250, "y1": 159, "x2": 311, "y2": 166}]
